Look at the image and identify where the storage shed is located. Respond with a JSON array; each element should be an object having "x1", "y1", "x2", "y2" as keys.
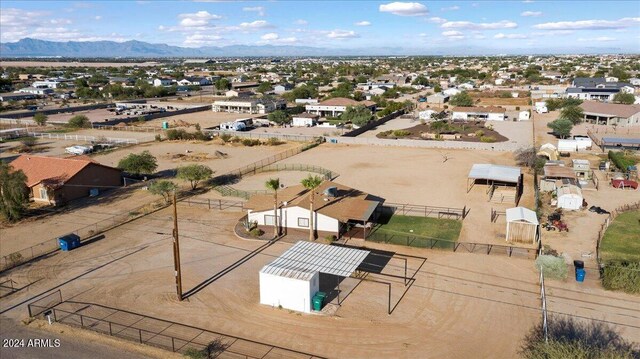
[
  {"x1": 505, "y1": 207, "x2": 539, "y2": 244},
  {"x1": 467, "y1": 164, "x2": 522, "y2": 204},
  {"x1": 259, "y1": 241, "x2": 369, "y2": 313},
  {"x1": 556, "y1": 183, "x2": 583, "y2": 210}
]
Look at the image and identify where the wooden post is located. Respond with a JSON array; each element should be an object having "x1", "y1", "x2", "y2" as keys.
[{"x1": 172, "y1": 191, "x2": 183, "y2": 301}]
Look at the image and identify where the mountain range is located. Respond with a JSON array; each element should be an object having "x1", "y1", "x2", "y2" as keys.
[{"x1": 0, "y1": 38, "x2": 631, "y2": 58}]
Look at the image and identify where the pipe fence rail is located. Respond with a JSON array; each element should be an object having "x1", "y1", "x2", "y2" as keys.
[
  {"x1": 0, "y1": 199, "x2": 166, "y2": 273},
  {"x1": 91, "y1": 124, "x2": 164, "y2": 133},
  {"x1": 28, "y1": 132, "x2": 142, "y2": 145},
  {"x1": 181, "y1": 198, "x2": 245, "y2": 211},
  {"x1": 207, "y1": 129, "x2": 320, "y2": 143},
  {"x1": 26, "y1": 296, "x2": 324, "y2": 359},
  {"x1": 378, "y1": 203, "x2": 467, "y2": 220}
]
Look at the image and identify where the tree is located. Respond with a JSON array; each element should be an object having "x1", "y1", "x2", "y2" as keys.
[
  {"x1": 0, "y1": 162, "x2": 29, "y2": 222},
  {"x1": 68, "y1": 115, "x2": 91, "y2": 128},
  {"x1": 148, "y1": 180, "x2": 177, "y2": 204},
  {"x1": 449, "y1": 92, "x2": 474, "y2": 107},
  {"x1": 613, "y1": 92, "x2": 635, "y2": 105},
  {"x1": 434, "y1": 84, "x2": 442, "y2": 93},
  {"x1": 341, "y1": 105, "x2": 372, "y2": 127},
  {"x1": 257, "y1": 82, "x2": 272, "y2": 94},
  {"x1": 33, "y1": 112, "x2": 48, "y2": 126},
  {"x1": 412, "y1": 75, "x2": 429, "y2": 87},
  {"x1": 267, "y1": 110, "x2": 290, "y2": 126},
  {"x1": 547, "y1": 118, "x2": 573, "y2": 139},
  {"x1": 301, "y1": 175, "x2": 323, "y2": 241},
  {"x1": 215, "y1": 78, "x2": 231, "y2": 92},
  {"x1": 177, "y1": 164, "x2": 213, "y2": 190},
  {"x1": 560, "y1": 105, "x2": 584, "y2": 125},
  {"x1": 117, "y1": 151, "x2": 158, "y2": 176},
  {"x1": 265, "y1": 178, "x2": 281, "y2": 237},
  {"x1": 515, "y1": 147, "x2": 546, "y2": 173}
]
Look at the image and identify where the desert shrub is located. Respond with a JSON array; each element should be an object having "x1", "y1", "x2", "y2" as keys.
[
  {"x1": 601, "y1": 261, "x2": 640, "y2": 294},
  {"x1": 193, "y1": 131, "x2": 209, "y2": 141},
  {"x1": 324, "y1": 235, "x2": 337, "y2": 243},
  {"x1": 67, "y1": 115, "x2": 90, "y2": 128},
  {"x1": 219, "y1": 133, "x2": 232, "y2": 143},
  {"x1": 392, "y1": 130, "x2": 411, "y2": 137},
  {"x1": 250, "y1": 228, "x2": 264, "y2": 237},
  {"x1": 231, "y1": 136, "x2": 241, "y2": 143},
  {"x1": 184, "y1": 339, "x2": 228, "y2": 359},
  {"x1": 520, "y1": 315, "x2": 639, "y2": 359},
  {"x1": 474, "y1": 130, "x2": 485, "y2": 137},
  {"x1": 480, "y1": 136, "x2": 496, "y2": 143},
  {"x1": 267, "y1": 137, "x2": 283, "y2": 146},
  {"x1": 166, "y1": 129, "x2": 186, "y2": 140},
  {"x1": 241, "y1": 138, "x2": 261, "y2": 147},
  {"x1": 154, "y1": 134, "x2": 162, "y2": 142},
  {"x1": 378, "y1": 130, "x2": 393, "y2": 137},
  {"x1": 535, "y1": 255, "x2": 567, "y2": 280}
]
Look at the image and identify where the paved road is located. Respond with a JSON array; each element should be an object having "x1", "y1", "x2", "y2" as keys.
[{"x1": 0, "y1": 316, "x2": 151, "y2": 359}]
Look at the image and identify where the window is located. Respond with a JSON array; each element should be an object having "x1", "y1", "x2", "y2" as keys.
[
  {"x1": 39, "y1": 188, "x2": 48, "y2": 200},
  {"x1": 298, "y1": 217, "x2": 309, "y2": 228},
  {"x1": 264, "y1": 215, "x2": 275, "y2": 226}
]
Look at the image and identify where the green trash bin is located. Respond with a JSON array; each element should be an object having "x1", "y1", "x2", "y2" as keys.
[
  {"x1": 312, "y1": 296, "x2": 323, "y2": 311},
  {"x1": 316, "y1": 291, "x2": 327, "y2": 303}
]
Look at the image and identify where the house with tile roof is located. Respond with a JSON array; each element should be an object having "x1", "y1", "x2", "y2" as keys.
[
  {"x1": 9, "y1": 155, "x2": 122, "y2": 205},
  {"x1": 305, "y1": 97, "x2": 376, "y2": 118},
  {"x1": 580, "y1": 101, "x2": 640, "y2": 127},
  {"x1": 244, "y1": 181, "x2": 382, "y2": 238}
]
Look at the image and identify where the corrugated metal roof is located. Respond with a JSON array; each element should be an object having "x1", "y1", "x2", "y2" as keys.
[
  {"x1": 468, "y1": 164, "x2": 521, "y2": 183},
  {"x1": 602, "y1": 137, "x2": 640, "y2": 145},
  {"x1": 260, "y1": 241, "x2": 370, "y2": 281},
  {"x1": 506, "y1": 207, "x2": 539, "y2": 225}
]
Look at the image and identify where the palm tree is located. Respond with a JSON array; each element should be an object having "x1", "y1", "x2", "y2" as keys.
[
  {"x1": 301, "y1": 175, "x2": 323, "y2": 241},
  {"x1": 265, "y1": 178, "x2": 280, "y2": 237}
]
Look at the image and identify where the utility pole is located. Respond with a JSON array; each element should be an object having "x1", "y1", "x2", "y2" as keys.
[{"x1": 172, "y1": 190, "x2": 183, "y2": 301}]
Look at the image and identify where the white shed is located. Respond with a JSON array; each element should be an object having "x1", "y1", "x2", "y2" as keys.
[
  {"x1": 556, "y1": 184, "x2": 583, "y2": 210},
  {"x1": 505, "y1": 207, "x2": 539, "y2": 244},
  {"x1": 518, "y1": 111, "x2": 530, "y2": 121},
  {"x1": 259, "y1": 241, "x2": 369, "y2": 313},
  {"x1": 557, "y1": 139, "x2": 578, "y2": 153}
]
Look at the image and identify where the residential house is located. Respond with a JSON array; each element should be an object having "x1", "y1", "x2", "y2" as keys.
[
  {"x1": 426, "y1": 93, "x2": 449, "y2": 104},
  {"x1": 177, "y1": 77, "x2": 211, "y2": 86},
  {"x1": 292, "y1": 113, "x2": 320, "y2": 127},
  {"x1": 245, "y1": 181, "x2": 382, "y2": 238},
  {"x1": 152, "y1": 78, "x2": 174, "y2": 87},
  {"x1": 212, "y1": 98, "x2": 286, "y2": 114},
  {"x1": 580, "y1": 101, "x2": 640, "y2": 127},
  {"x1": 9, "y1": 155, "x2": 122, "y2": 205},
  {"x1": 225, "y1": 90, "x2": 255, "y2": 98},
  {"x1": 305, "y1": 97, "x2": 376, "y2": 118},
  {"x1": 567, "y1": 77, "x2": 633, "y2": 101},
  {"x1": 274, "y1": 84, "x2": 293, "y2": 94}
]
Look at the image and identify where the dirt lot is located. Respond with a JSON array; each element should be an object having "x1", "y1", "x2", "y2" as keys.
[
  {"x1": 91, "y1": 140, "x2": 298, "y2": 173},
  {"x1": 232, "y1": 170, "x2": 318, "y2": 191},
  {"x1": 275, "y1": 143, "x2": 535, "y2": 246},
  {"x1": 142, "y1": 111, "x2": 264, "y2": 130},
  {"x1": 377, "y1": 122, "x2": 509, "y2": 142},
  {"x1": 1, "y1": 206, "x2": 638, "y2": 359},
  {"x1": 0, "y1": 138, "x2": 87, "y2": 159}
]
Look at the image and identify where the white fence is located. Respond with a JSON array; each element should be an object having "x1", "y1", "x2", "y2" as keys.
[
  {"x1": 207, "y1": 129, "x2": 319, "y2": 142},
  {"x1": 325, "y1": 136, "x2": 525, "y2": 152},
  {"x1": 92, "y1": 124, "x2": 164, "y2": 133},
  {"x1": 29, "y1": 132, "x2": 141, "y2": 145}
]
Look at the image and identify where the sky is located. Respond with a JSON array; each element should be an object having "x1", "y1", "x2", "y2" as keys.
[{"x1": 1, "y1": 1, "x2": 639, "y2": 52}]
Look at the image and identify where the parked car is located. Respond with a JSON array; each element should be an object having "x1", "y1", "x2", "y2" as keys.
[
  {"x1": 611, "y1": 179, "x2": 638, "y2": 190},
  {"x1": 65, "y1": 145, "x2": 93, "y2": 155}
]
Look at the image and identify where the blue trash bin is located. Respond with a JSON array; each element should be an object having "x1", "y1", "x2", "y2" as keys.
[
  {"x1": 58, "y1": 234, "x2": 81, "y2": 251},
  {"x1": 575, "y1": 268, "x2": 586, "y2": 282}
]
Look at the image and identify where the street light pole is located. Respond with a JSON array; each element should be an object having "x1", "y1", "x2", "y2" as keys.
[{"x1": 172, "y1": 190, "x2": 183, "y2": 301}]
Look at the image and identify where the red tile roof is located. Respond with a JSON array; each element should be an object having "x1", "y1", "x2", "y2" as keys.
[{"x1": 9, "y1": 155, "x2": 115, "y2": 188}]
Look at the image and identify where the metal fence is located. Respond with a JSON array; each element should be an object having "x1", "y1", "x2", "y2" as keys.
[
  {"x1": 539, "y1": 268, "x2": 549, "y2": 343},
  {"x1": 378, "y1": 203, "x2": 467, "y2": 220},
  {"x1": 595, "y1": 201, "x2": 640, "y2": 265},
  {"x1": 92, "y1": 124, "x2": 164, "y2": 133},
  {"x1": 0, "y1": 199, "x2": 166, "y2": 272},
  {"x1": 181, "y1": 198, "x2": 245, "y2": 211},
  {"x1": 27, "y1": 289, "x2": 63, "y2": 317},
  {"x1": 28, "y1": 132, "x2": 142, "y2": 145},
  {"x1": 207, "y1": 129, "x2": 320, "y2": 143},
  {"x1": 32, "y1": 299, "x2": 324, "y2": 359}
]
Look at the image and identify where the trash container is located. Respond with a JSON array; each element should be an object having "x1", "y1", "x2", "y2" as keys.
[
  {"x1": 58, "y1": 234, "x2": 80, "y2": 251},
  {"x1": 575, "y1": 268, "x2": 586, "y2": 282},
  {"x1": 312, "y1": 296, "x2": 323, "y2": 311},
  {"x1": 162, "y1": 121, "x2": 169, "y2": 129},
  {"x1": 573, "y1": 260, "x2": 584, "y2": 269}
]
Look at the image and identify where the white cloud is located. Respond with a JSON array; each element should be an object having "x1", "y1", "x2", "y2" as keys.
[
  {"x1": 494, "y1": 33, "x2": 528, "y2": 39},
  {"x1": 239, "y1": 20, "x2": 273, "y2": 29},
  {"x1": 355, "y1": 21, "x2": 371, "y2": 26},
  {"x1": 441, "y1": 5, "x2": 460, "y2": 11},
  {"x1": 261, "y1": 33, "x2": 279, "y2": 40},
  {"x1": 243, "y1": 6, "x2": 265, "y2": 16},
  {"x1": 178, "y1": 11, "x2": 221, "y2": 27},
  {"x1": 428, "y1": 17, "x2": 447, "y2": 24},
  {"x1": 531, "y1": 30, "x2": 574, "y2": 36},
  {"x1": 326, "y1": 30, "x2": 359, "y2": 39},
  {"x1": 184, "y1": 33, "x2": 222, "y2": 46},
  {"x1": 533, "y1": 17, "x2": 640, "y2": 30},
  {"x1": 294, "y1": 19, "x2": 308, "y2": 25},
  {"x1": 94, "y1": 16, "x2": 102, "y2": 20},
  {"x1": 419, "y1": 33, "x2": 428, "y2": 37},
  {"x1": 578, "y1": 36, "x2": 616, "y2": 42},
  {"x1": 441, "y1": 20, "x2": 517, "y2": 30},
  {"x1": 379, "y1": 2, "x2": 429, "y2": 17},
  {"x1": 521, "y1": 11, "x2": 542, "y2": 17},
  {"x1": 442, "y1": 30, "x2": 464, "y2": 39}
]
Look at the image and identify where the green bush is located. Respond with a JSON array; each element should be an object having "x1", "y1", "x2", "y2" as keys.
[
  {"x1": 474, "y1": 130, "x2": 485, "y2": 137},
  {"x1": 267, "y1": 137, "x2": 283, "y2": 146},
  {"x1": 249, "y1": 228, "x2": 264, "y2": 237},
  {"x1": 166, "y1": 129, "x2": 187, "y2": 140},
  {"x1": 154, "y1": 134, "x2": 162, "y2": 142},
  {"x1": 378, "y1": 130, "x2": 392, "y2": 137},
  {"x1": 241, "y1": 138, "x2": 261, "y2": 147},
  {"x1": 67, "y1": 115, "x2": 91, "y2": 128},
  {"x1": 608, "y1": 151, "x2": 638, "y2": 172},
  {"x1": 220, "y1": 133, "x2": 232, "y2": 143},
  {"x1": 535, "y1": 255, "x2": 567, "y2": 280},
  {"x1": 602, "y1": 261, "x2": 640, "y2": 294},
  {"x1": 480, "y1": 136, "x2": 496, "y2": 143},
  {"x1": 392, "y1": 130, "x2": 411, "y2": 137}
]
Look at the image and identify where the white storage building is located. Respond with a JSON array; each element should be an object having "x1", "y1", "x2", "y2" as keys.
[
  {"x1": 505, "y1": 207, "x2": 539, "y2": 245},
  {"x1": 259, "y1": 241, "x2": 370, "y2": 313},
  {"x1": 556, "y1": 183, "x2": 583, "y2": 210}
]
